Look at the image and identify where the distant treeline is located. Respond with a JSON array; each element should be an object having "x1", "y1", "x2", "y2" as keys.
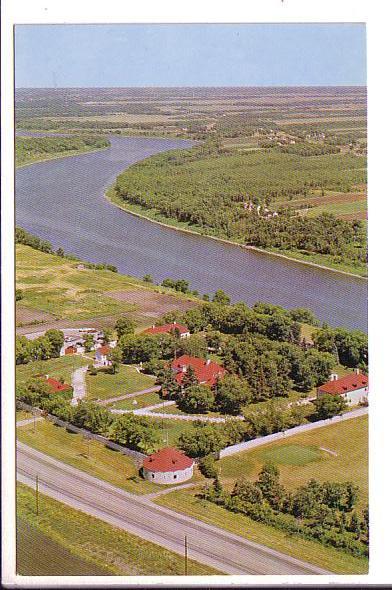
[{"x1": 15, "y1": 135, "x2": 110, "y2": 166}]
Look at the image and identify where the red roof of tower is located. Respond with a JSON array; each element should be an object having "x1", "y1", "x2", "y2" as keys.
[{"x1": 143, "y1": 447, "x2": 194, "y2": 473}]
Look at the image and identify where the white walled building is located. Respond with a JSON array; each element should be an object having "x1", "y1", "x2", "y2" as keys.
[
  {"x1": 142, "y1": 447, "x2": 194, "y2": 485},
  {"x1": 317, "y1": 370, "x2": 368, "y2": 406}
]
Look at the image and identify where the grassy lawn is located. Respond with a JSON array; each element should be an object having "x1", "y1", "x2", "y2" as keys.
[
  {"x1": 16, "y1": 410, "x2": 33, "y2": 422},
  {"x1": 218, "y1": 415, "x2": 368, "y2": 508},
  {"x1": 86, "y1": 365, "x2": 156, "y2": 401},
  {"x1": 155, "y1": 489, "x2": 367, "y2": 575},
  {"x1": 17, "y1": 483, "x2": 220, "y2": 576},
  {"x1": 16, "y1": 355, "x2": 87, "y2": 387},
  {"x1": 16, "y1": 244, "x2": 197, "y2": 324},
  {"x1": 111, "y1": 391, "x2": 162, "y2": 410},
  {"x1": 17, "y1": 419, "x2": 158, "y2": 495},
  {"x1": 143, "y1": 417, "x2": 196, "y2": 447}
]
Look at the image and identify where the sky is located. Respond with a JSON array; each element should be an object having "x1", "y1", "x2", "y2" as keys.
[{"x1": 15, "y1": 23, "x2": 366, "y2": 88}]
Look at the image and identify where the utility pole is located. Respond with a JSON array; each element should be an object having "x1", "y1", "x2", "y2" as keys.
[
  {"x1": 184, "y1": 535, "x2": 188, "y2": 576},
  {"x1": 35, "y1": 475, "x2": 39, "y2": 516}
]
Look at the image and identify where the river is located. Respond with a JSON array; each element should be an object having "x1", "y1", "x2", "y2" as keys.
[{"x1": 16, "y1": 135, "x2": 367, "y2": 331}]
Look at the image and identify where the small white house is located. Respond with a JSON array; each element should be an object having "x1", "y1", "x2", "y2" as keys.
[
  {"x1": 142, "y1": 447, "x2": 194, "y2": 485},
  {"x1": 317, "y1": 370, "x2": 368, "y2": 406},
  {"x1": 95, "y1": 345, "x2": 111, "y2": 366}
]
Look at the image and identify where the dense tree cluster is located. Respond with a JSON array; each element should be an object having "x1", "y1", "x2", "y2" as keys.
[
  {"x1": 312, "y1": 325, "x2": 368, "y2": 369},
  {"x1": 16, "y1": 329, "x2": 64, "y2": 364},
  {"x1": 16, "y1": 135, "x2": 110, "y2": 166},
  {"x1": 16, "y1": 379, "x2": 160, "y2": 454},
  {"x1": 113, "y1": 144, "x2": 367, "y2": 268},
  {"x1": 201, "y1": 464, "x2": 368, "y2": 558}
]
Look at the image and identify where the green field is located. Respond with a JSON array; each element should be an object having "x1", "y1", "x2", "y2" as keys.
[
  {"x1": 17, "y1": 418, "x2": 158, "y2": 495},
  {"x1": 218, "y1": 415, "x2": 368, "y2": 507},
  {"x1": 86, "y1": 365, "x2": 156, "y2": 401},
  {"x1": 16, "y1": 244, "x2": 198, "y2": 325},
  {"x1": 17, "y1": 483, "x2": 220, "y2": 575},
  {"x1": 16, "y1": 355, "x2": 87, "y2": 387},
  {"x1": 307, "y1": 199, "x2": 367, "y2": 218},
  {"x1": 111, "y1": 391, "x2": 162, "y2": 410}
]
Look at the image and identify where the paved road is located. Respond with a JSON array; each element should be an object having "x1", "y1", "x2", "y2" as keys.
[{"x1": 17, "y1": 442, "x2": 330, "y2": 576}]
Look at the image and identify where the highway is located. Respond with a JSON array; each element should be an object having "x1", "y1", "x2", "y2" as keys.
[{"x1": 17, "y1": 442, "x2": 330, "y2": 576}]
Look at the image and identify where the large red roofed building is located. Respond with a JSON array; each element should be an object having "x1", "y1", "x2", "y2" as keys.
[
  {"x1": 317, "y1": 370, "x2": 368, "y2": 406},
  {"x1": 142, "y1": 447, "x2": 194, "y2": 484},
  {"x1": 143, "y1": 322, "x2": 190, "y2": 339},
  {"x1": 171, "y1": 355, "x2": 226, "y2": 388}
]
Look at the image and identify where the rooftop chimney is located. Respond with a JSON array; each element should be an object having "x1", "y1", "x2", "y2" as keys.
[
  {"x1": 206, "y1": 359, "x2": 211, "y2": 366},
  {"x1": 330, "y1": 373, "x2": 338, "y2": 381},
  {"x1": 355, "y1": 368, "x2": 360, "y2": 375}
]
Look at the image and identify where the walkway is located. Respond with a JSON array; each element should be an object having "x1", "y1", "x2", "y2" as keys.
[
  {"x1": 16, "y1": 416, "x2": 44, "y2": 428},
  {"x1": 71, "y1": 365, "x2": 88, "y2": 405},
  {"x1": 97, "y1": 385, "x2": 161, "y2": 406},
  {"x1": 220, "y1": 406, "x2": 368, "y2": 457}
]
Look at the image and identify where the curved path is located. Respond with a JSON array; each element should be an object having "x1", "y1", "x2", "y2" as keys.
[
  {"x1": 16, "y1": 135, "x2": 367, "y2": 331},
  {"x1": 17, "y1": 442, "x2": 330, "y2": 575}
]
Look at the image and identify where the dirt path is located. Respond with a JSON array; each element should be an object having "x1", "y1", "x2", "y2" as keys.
[{"x1": 97, "y1": 386, "x2": 161, "y2": 406}]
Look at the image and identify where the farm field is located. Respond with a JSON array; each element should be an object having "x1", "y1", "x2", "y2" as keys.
[
  {"x1": 17, "y1": 483, "x2": 219, "y2": 575},
  {"x1": 16, "y1": 244, "x2": 198, "y2": 328},
  {"x1": 86, "y1": 365, "x2": 156, "y2": 401}
]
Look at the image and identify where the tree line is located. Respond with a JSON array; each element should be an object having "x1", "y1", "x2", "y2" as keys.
[{"x1": 201, "y1": 463, "x2": 368, "y2": 559}]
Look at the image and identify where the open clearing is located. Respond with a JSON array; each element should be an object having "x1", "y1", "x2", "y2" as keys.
[
  {"x1": 107, "y1": 289, "x2": 196, "y2": 318},
  {"x1": 16, "y1": 355, "x2": 87, "y2": 387},
  {"x1": 17, "y1": 483, "x2": 218, "y2": 575},
  {"x1": 86, "y1": 365, "x2": 156, "y2": 401},
  {"x1": 16, "y1": 244, "x2": 198, "y2": 327},
  {"x1": 218, "y1": 415, "x2": 368, "y2": 507}
]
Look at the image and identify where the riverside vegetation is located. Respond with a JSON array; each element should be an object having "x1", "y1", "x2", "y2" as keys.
[
  {"x1": 111, "y1": 141, "x2": 367, "y2": 275},
  {"x1": 16, "y1": 135, "x2": 110, "y2": 167}
]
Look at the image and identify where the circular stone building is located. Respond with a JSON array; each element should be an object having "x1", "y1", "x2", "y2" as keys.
[{"x1": 142, "y1": 447, "x2": 194, "y2": 485}]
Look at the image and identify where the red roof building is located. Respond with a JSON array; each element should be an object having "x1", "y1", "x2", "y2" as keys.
[
  {"x1": 45, "y1": 376, "x2": 72, "y2": 393},
  {"x1": 142, "y1": 447, "x2": 194, "y2": 484},
  {"x1": 97, "y1": 345, "x2": 110, "y2": 356},
  {"x1": 317, "y1": 371, "x2": 368, "y2": 406},
  {"x1": 144, "y1": 322, "x2": 190, "y2": 338},
  {"x1": 171, "y1": 355, "x2": 226, "y2": 388}
]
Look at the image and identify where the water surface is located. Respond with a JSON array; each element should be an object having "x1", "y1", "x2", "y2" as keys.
[{"x1": 16, "y1": 135, "x2": 367, "y2": 331}]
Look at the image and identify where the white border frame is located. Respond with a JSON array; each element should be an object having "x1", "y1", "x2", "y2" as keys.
[{"x1": 2, "y1": 0, "x2": 392, "y2": 586}]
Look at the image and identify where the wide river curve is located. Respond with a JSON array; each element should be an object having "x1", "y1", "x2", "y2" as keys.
[{"x1": 16, "y1": 135, "x2": 367, "y2": 331}]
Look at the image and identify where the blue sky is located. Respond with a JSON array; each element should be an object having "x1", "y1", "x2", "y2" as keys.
[{"x1": 15, "y1": 23, "x2": 366, "y2": 87}]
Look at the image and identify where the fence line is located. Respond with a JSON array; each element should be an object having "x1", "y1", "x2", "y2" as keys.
[{"x1": 16, "y1": 400, "x2": 147, "y2": 462}]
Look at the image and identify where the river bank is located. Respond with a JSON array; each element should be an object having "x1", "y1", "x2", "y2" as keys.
[
  {"x1": 106, "y1": 187, "x2": 368, "y2": 280},
  {"x1": 16, "y1": 144, "x2": 110, "y2": 169},
  {"x1": 16, "y1": 135, "x2": 367, "y2": 330}
]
